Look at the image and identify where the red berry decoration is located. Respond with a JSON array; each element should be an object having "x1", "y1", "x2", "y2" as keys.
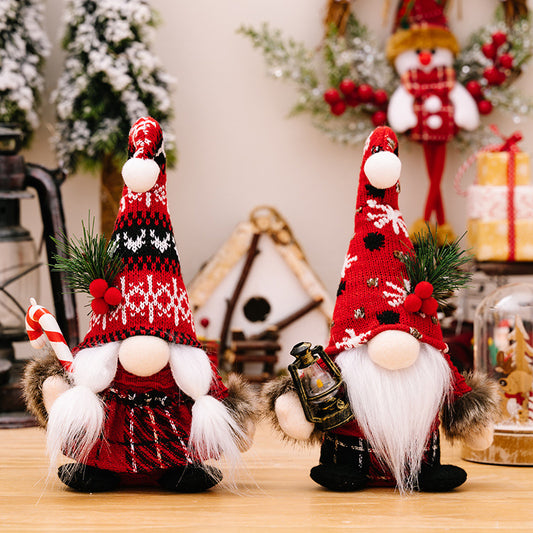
[
  {"x1": 499, "y1": 53, "x2": 514, "y2": 70},
  {"x1": 339, "y1": 78, "x2": 356, "y2": 95},
  {"x1": 466, "y1": 80, "x2": 482, "y2": 99},
  {"x1": 331, "y1": 101, "x2": 347, "y2": 116},
  {"x1": 414, "y1": 281, "x2": 434, "y2": 300},
  {"x1": 200, "y1": 317, "x2": 210, "y2": 328},
  {"x1": 373, "y1": 89, "x2": 388, "y2": 106},
  {"x1": 89, "y1": 278, "x2": 108, "y2": 298},
  {"x1": 421, "y1": 297, "x2": 439, "y2": 316},
  {"x1": 478, "y1": 99, "x2": 493, "y2": 115},
  {"x1": 483, "y1": 66, "x2": 502, "y2": 85},
  {"x1": 357, "y1": 84, "x2": 373, "y2": 102},
  {"x1": 481, "y1": 42, "x2": 497, "y2": 59},
  {"x1": 492, "y1": 31, "x2": 507, "y2": 48},
  {"x1": 104, "y1": 287, "x2": 122, "y2": 306},
  {"x1": 91, "y1": 298, "x2": 109, "y2": 315},
  {"x1": 404, "y1": 294, "x2": 422, "y2": 313},
  {"x1": 345, "y1": 94, "x2": 359, "y2": 107},
  {"x1": 371, "y1": 110, "x2": 387, "y2": 126},
  {"x1": 324, "y1": 88, "x2": 341, "y2": 105}
]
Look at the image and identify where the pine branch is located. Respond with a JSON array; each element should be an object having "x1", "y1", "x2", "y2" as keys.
[
  {"x1": 400, "y1": 228, "x2": 473, "y2": 305},
  {"x1": 51, "y1": 217, "x2": 122, "y2": 294}
]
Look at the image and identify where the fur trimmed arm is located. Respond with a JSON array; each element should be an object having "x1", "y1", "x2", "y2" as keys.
[
  {"x1": 222, "y1": 373, "x2": 258, "y2": 451},
  {"x1": 22, "y1": 349, "x2": 71, "y2": 427},
  {"x1": 440, "y1": 372, "x2": 499, "y2": 444},
  {"x1": 261, "y1": 376, "x2": 323, "y2": 446}
]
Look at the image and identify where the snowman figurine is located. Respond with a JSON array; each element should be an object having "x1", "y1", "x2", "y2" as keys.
[{"x1": 386, "y1": 0, "x2": 479, "y2": 242}]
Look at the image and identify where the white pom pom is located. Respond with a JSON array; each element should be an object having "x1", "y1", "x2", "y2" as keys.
[
  {"x1": 367, "y1": 330, "x2": 420, "y2": 370},
  {"x1": 121, "y1": 157, "x2": 160, "y2": 192},
  {"x1": 364, "y1": 151, "x2": 402, "y2": 189}
]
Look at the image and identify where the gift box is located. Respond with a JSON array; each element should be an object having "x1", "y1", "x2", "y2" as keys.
[
  {"x1": 467, "y1": 185, "x2": 533, "y2": 221},
  {"x1": 476, "y1": 152, "x2": 530, "y2": 186},
  {"x1": 467, "y1": 219, "x2": 533, "y2": 261}
]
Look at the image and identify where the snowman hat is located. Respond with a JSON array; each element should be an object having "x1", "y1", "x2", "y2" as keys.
[
  {"x1": 325, "y1": 126, "x2": 448, "y2": 357},
  {"x1": 386, "y1": 0, "x2": 459, "y2": 62},
  {"x1": 75, "y1": 117, "x2": 201, "y2": 352}
]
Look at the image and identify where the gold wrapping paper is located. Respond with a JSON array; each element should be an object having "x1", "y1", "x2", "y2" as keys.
[
  {"x1": 467, "y1": 219, "x2": 533, "y2": 261},
  {"x1": 476, "y1": 152, "x2": 530, "y2": 186}
]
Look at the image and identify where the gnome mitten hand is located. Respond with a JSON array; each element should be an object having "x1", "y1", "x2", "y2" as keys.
[
  {"x1": 275, "y1": 392, "x2": 315, "y2": 441},
  {"x1": 42, "y1": 375, "x2": 71, "y2": 413},
  {"x1": 463, "y1": 424, "x2": 495, "y2": 451}
]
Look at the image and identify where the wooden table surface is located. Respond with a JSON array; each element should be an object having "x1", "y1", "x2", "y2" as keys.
[{"x1": 1, "y1": 422, "x2": 532, "y2": 532}]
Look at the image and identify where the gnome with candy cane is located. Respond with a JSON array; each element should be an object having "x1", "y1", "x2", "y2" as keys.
[
  {"x1": 263, "y1": 126, "x2": 498, "y2": 493},
  {"x1": 23, "y1": 117, "x2": 256, "y2": 493},
  {"x1": 386, "y1": 0, "x2": 479, "y2": 242}
]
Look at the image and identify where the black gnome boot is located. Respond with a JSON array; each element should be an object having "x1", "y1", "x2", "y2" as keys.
[
  {"x1": 58, "y1": 463, "x2": 120, "y2": 492},
  {"x1": 416, "y1": 432, "x2": 467, "y2": 492},
  {"x1": 310, "y1": 433, "x2": 369, "y2": 492},
  {"x1": 417, "y1": 463, "x2": 467, "y2": 492},
  {"x1": 158, "y1": 463, "x2": 222, "y2": 493}
]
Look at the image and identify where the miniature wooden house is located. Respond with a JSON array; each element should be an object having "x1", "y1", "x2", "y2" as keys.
[{"x1": 188, "y1": 206, "x2": 333, "y2": 380}]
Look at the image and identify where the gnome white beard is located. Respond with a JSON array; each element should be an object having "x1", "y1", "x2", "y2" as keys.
[
  {"x1": 336, "y1": 342, "x2": 452, "y2": 492},
  {"x1": 46, "y1": 342, "x2": 120, "y2": 470}
]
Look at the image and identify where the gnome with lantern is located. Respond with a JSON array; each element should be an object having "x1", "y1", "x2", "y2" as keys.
[
  {"x1": 23, "y1": 117, "x2": 256, "y2": 493},
  {"x1": 386, "y1": 0, "x2": 480, "y2": 242},
  {"x1": 263, "y1": 126, "x2": 498, "y2": 493}
]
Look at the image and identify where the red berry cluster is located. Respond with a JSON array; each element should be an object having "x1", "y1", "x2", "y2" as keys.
[
  {"x1": 89, "y1": 278, "x2": 122, "y2": 315},
  {"x1": 323, "y1": 78, "x2": 388, "y2": 126},
  {"x1": 466, "y1": 31, "x2": 514, "y2": 116},
  {"x1": 403, "y1": 281, "x2": 438, "y2": 315}
]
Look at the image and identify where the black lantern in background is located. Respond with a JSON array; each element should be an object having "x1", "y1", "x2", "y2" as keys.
[{"x1": 0, "y1": 124, "x2": 78, "y2": 427}]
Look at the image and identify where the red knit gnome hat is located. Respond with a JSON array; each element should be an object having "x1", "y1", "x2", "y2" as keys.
[
  {"x1": 75, "y1": 117, "x2": 201, "y2": 352},
  {"x1": 386, "y1": 0, "x2": 459, "y2": 61},
  {"x1": 325, "y1": 126, "x2": 446, "y2": 357}
]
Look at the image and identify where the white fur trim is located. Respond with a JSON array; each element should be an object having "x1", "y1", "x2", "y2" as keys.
[
  {"x1": 367, "y1": 330, "x2": 420, "y2": 370},
  {"x1": 46, "y1": 385, "x2": 104, "y2": 471},
  {"x1": 118, "y1": 336, "x2": 169, "y2": 377},
  {"x1": 73, "y1": 342, "x2": 120, "y2": 392},
  {"x1": 121, "y1": 157, "x2": 160, "y2": 193},
  {"x1": 364, "y1": 151, "x2": 401, "y2": 189},
  {"x1": 169, "y1": 344, "x2": 212, "y2": 400},
  {"x1": 450, "y1": 83, "x2": 480, "y2": 131},
  {"x1": 189, "y1": 395, "x2": 244, "y2": 470},
  {"x1": 387, "y1": 85, "x2": 417, "y2": 132},
  {"x1": 275, "y1": 392, "x2": 314, "y2": 441}
]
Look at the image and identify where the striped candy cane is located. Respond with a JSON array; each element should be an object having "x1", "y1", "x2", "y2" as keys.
[{"x1": 25, "y1": 298, "x2": 74, "y2": 373}]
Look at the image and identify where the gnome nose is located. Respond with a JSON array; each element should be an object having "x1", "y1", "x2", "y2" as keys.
[
  {"x1": 118, "y1": 335, "x2": 170, "y2": 376},
  {"x1": 418, "y1": 50, "x2": 432, "y2": 66},
  {"x1": 363, "y1": 150, "x2": 402, "y2": 189},
  {"x1": 367, "y1": 330, "x2": 420, "y2": 370}
]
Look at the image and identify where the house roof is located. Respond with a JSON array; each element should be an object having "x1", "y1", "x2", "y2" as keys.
[{"x1": 187, "y1": 206, "x2": 333, "y2": 320}]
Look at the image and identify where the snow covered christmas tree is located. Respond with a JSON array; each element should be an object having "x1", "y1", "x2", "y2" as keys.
[
  {"x1": 52, "y1": 0, "x2": 175, "y2": 236},
  {"x1": 0, "y1": 0, "x2": 50, "y2": 146}
]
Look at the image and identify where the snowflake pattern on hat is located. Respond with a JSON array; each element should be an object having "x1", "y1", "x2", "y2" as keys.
[
  {"x1": 325, "y1": 126, "x2": 446, "y2": 357},
  {"x1": 75, "y1": 117, "x2": 201, "y2": 352}
]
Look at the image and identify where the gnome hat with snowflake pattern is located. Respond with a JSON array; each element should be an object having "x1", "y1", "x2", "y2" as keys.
[
  {"x1": 74, "y1": 117, "x2": 201, "y2": 353},
  {"x1": 386, "y1": 0, "x2": 459, "y2": 62},
  {"x1": 325, "y1": 126, "x2": 446, "y2": 357}
]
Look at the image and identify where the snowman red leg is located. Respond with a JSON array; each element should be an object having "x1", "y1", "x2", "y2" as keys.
[{"x1": 422, "y1": 142, "x2": 447, "y2": 226}]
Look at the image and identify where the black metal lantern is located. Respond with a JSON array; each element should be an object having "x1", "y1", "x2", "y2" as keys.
[
  {"x1": 0, "y1": 124, "x2": 78, "y2": 427},
  {"x1": 288, "y1": 341, "x2": 353, "y2": 431}
]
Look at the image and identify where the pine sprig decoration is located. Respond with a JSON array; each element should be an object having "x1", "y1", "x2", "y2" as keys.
[
  {"x1": 52, "y1": 218, "x2": 122, "y2": 294},
  {"x1": 399, "y1": 229, "x2": 473, "y2": 305}
]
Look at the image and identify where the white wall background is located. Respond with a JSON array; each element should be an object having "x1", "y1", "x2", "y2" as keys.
[{"x1": 20, "y1": 0, "x2": 533, "y2": 336}]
